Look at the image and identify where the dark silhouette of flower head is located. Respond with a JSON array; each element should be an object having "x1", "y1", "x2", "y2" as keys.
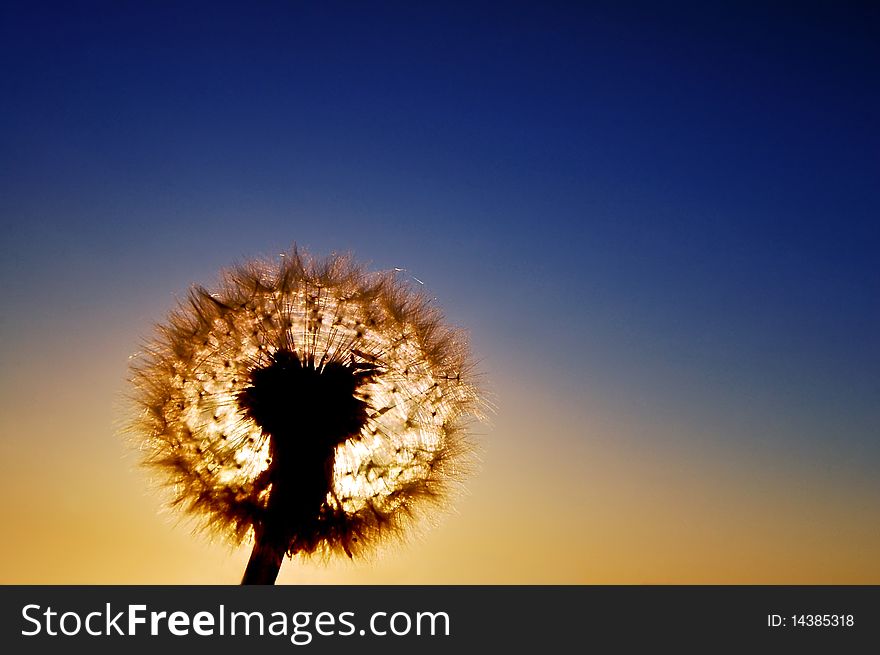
[{"x1": 128, "y1": 247, "x2": 481, "y2": 583}]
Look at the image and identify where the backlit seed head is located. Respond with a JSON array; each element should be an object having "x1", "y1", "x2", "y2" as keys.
[{"x1": 127, "y1": 247, "x2": 482, "y2": 559}]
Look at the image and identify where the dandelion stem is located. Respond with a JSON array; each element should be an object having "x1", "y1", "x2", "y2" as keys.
[{"x1": 241, "y1": 537, "x2": 284, "y2": 585}]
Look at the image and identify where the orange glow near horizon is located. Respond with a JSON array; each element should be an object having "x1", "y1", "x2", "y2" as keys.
[{"x1": 1, "y1": 329, "x2": 878, "y2": 584}]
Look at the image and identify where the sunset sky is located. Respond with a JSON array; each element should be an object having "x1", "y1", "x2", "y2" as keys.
[{"x1": 1, "y1": 1, "x2": 877, "y2": 583}]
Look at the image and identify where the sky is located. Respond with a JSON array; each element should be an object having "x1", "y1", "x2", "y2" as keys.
[{"x1": 0, "y1": 1, "x2": 878, "y2": 583}]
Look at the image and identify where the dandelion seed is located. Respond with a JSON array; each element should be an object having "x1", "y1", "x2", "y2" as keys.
[{"x1": 127, "y1": 246, "x2": 482, "y2": 584}]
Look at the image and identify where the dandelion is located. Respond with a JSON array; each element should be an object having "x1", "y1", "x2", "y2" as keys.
[{"x1": 128, "y1": 247, "x2": 481, "y2": 584}]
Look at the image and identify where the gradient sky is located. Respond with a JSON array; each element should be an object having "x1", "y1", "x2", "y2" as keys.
[{"x1": 1, "y1": 1, "x2": 878, "y2": 583}]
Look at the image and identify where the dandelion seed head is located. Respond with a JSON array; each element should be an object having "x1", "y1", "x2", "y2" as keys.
[{"x1": 128, "y1": 247, "x2": 482, "y2": 559}]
